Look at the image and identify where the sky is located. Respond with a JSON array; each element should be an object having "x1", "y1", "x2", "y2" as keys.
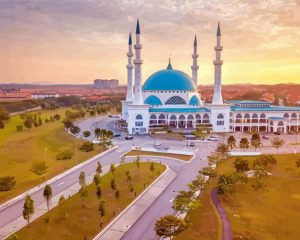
[{"x1": 0, "y1": 0, "x2": 300, "y2": 85}]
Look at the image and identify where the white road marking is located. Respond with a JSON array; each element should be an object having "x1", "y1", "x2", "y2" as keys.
[
  {"x1": 57, "y1": 182, "x2": 64, "y2": 186},
  {"x1": 169, "y1": 197, "x2": 175, "y2": 203}
]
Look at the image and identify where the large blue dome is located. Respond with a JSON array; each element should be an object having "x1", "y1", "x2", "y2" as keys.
[{"x1": 143, "y1": 63, "x2": 196, "y2": 91}]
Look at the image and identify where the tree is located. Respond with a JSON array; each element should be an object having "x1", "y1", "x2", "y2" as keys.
[
  {"x1": 253, "y1": 155, "x2": 277, "y2": 172},
  {"x1": 110, "y1": 179, "x2": 117, "y2": 191},
  {"x1": 120, "y1": 155, "x2": 126, "y2": 164},
  {"x1": 115, "y1": 189, "x2": 120, "y2": 200},
  {"x1": 96, "y1": 185, "x2": 102, "y2": 199},
  {"x1": 173, "y1": 190, "x2": 200, "y2": 213},
  {"x1": 188, "y1": 174, "x2": 206, "y2": 192},
  {"x1": 199, "y1": 167, "x2": 217, "y2": 177},
  {"x1": 43, "y1": 184, "x2": 52, "y2": 210},
  {"x1": 136, "y1": 155, "x2": 141, "y2": 169},
  {"x1": 23, "y1": 195, "x2": 34, "y2": 225},
  {"x1": 94, "y1": 128, "x2": 102, "y2": 140},
  {"x1": 128, "y1": 183, "x2": 134, "y2": 193},
  {"x1": 251, "y1": 165, "x2": 268, "y2": 192},
  {"x1": 0, "y1": 176, "x2": 16, "y2": 191},
  {"x1": 149, "y1": 162, "x2": 155, "y2": 175},
  {"x1": 23, "y1": 118, "x2": 33, "y2": 130},
  {"x1": 217, "y1": 173, "x2": 246, "y2": 200},
  {"x1": 207, "y1": 153, "x2": 221, "y2": 167},
  {"x1": 0, "y1": 107, "x2": 9, "y2": 121},
  {"x1": 16, "y1": 125, "x2": 23, "y2": 132},
  {"x1": 38, "y1": 117, "x2": 43, "y2": 126},
  {"x1": 98, "y1": 199, "x2": 106, "y2": 218},
  {"x1": 93, "y1": 172, "x2": 101, "y2": 186},
  {"x1": 125, "y1": 171, "x2": 132, "y2": 182},
  {"x1": 154, "y1": 215, "x2": 187, "y2": 238},
  {"x1": 271, "y1": 137, "x2": 285, "y2": 154},
  {"x1": 6, "y1": 234, "x2": 19, "y2": 240},
  {"x1": 216, "y1": 143, "x2": 229, "y2": 159},
  {"x1": 62, "y1": 118, "x2": 74, "y2": 129},
  {"x1": 80, "y1": 142, "x2": 94, "y2": 152},
  {"x1": 251, "y1": 132, "x2": 261, "y2": 151},
  {"x1": 233, "y1": 157, "x2": 249, "y2": 172},
  {"x1": 96, "y1": 161, "x2": 102, "y2": 174},
  {"x1": 79, "y1": 172, "x2": 86, "y2": 188},
  {"x1": 0, "y1": 120, "x2": 4, "y2": 129},
  {"x1": 31, "y1": 161, "x2": 48, "y2": 175},
  {"x1": 296, "y1": 159, "x2": 300, "y2": 168},
  {"x1": 110, "y1": 163, "x2": 116, "y2": 175},
  {"x1": 70, "y1": 125, "x2": 81, "y2": 136},
  {"x1": 83, "y1": 130, "x2": 91, "y2": 138},
  {"x1": 58, "y1": 195, "x2": 65, "y2": 205},
  {"x1": 79, "y1": 186, "x2": 88, "y2": 208},
  {"x1": 239, "y1": 138, "x2": 249, "y2": 151},
  {"x1": 227, "y1": 135, "x2": 236, "y2": 150},
  {"x1": 56, "y1": 149, "x2": 73, "y2": 160}
]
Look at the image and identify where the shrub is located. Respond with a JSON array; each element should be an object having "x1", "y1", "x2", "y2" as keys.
[
  {"x1": 80, "y1": 142, "x2": 95, "y2": 152},
  {"x1": 56, "y1": 150, "x2": 73, "y2": 160},
  {"x1": 16, "y1": 125, "x2": 23, "y2": 131},
  {"x1": 0, "y1": 176, "x2": 16, "y2": 191},
  {"x1": 296, "y1": 159, "x2": 300, "y2": 168},
  {"x1": 31, "y1": 161, "x2": 48, "y2": 175}
]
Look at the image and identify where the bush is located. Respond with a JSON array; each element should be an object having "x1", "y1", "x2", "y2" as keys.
[
  {"x1": 16, "y1": 125, "x2": 23, "y2": 131},
  {"x1": 31, "y1": 161, "x2": 48, "y2": 175},
  {"x1": 0, "y1": 176, "x2": 16, "y2": 191},
  {"x1": 80, "y1": 142, "x2": 95, "y2": 152},
  {"x1": 296, "y1": 159, "x2": 300, "y2": 168},
  {"x1": 56, "y1": 150, "x2": 73, "y2": 160}
]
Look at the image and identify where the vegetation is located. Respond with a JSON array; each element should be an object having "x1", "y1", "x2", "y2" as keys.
[
  {"x1": 125, "y1": 150, "x2": 192, "y2": 161},
  {"x1": 251, "y1": 132, "x2": 261, "y2": 151},
  {"x1": 271, "y1": 137, "x2": 285, "y2": 154},
  {"x1": 79, "y1": 142, "x2": 95, "y2": 152},
  {"x1": 43, "y1": 185, "x2": 53, "y2": 210},
  {"x1": 22, "y1": 195, "x2": 34, "y2": 225},
  {"x1": 56, "y1": 149, "x2": 73, "y2": 160},
  {"x1": 0, "y1": 176, "x2": 16, "y2": 191},
  {"x1": 154, "y1": 215, "x2": 187, "y2": 238},
  {"x1": 16, "y1": 162, "x2": 165, "y2": 240},
  {"x1": 226, "y1": 135, "x2": 236, "y2": 150},
  {"x1": 239, "y1": 137, "x2": 249, "y2": 151}
]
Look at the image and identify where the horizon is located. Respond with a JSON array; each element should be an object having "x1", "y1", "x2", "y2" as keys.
[{"x1": 0, "y1": 0, "x2": 300, "y2": 85}]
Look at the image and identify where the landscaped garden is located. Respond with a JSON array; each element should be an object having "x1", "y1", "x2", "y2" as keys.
[
  {"x1": 175, "y1": 150, "x2": 300, "y2": 240},
  {"x1": 125, "y1": 150, "x2": 192, "y2": 161},
  {"x1": 14, "y1": 162, "x2": 165, "y2": 240},
  {"x1": 0, "y1": 108, "x2": 103, "y2": 203}
]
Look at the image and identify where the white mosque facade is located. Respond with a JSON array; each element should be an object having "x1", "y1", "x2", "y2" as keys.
[{"x1": 122, "y1": 20, "x2": 300, "y2": 135}]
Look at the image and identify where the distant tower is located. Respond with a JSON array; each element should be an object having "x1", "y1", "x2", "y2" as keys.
[
  {"x1": 191, "y1": 35, "x2": 199, "y2": 86},
  {"x1": 126, "y1": 33, "x2": 134, "y2": 101},
  {"x1": 212, "y1": 22, "x2": 223, "y2": 104},
  {"x1": 133, "y1": 19, "x2": 144, "y2": 105}
]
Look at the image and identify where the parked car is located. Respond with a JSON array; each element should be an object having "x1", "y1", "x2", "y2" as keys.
[
  {"x1": 125, "y1": 135, "x2": 134, "y2": 140},
  {"x1": 189, "y1": 142, "x2": 195, "y2": 147},
  {"x1": 262, "y1": 135, "x2": 269, "y2": 140},
  {"x1": 274, "y1": 132, "x2": 281, "y2": 135},
  {"x1": 208, "y1": 136, "x2": 219, "y2": 141},
  {"x1": 113, "y1": 133, "x2": 121, "y2": 137},
  {"x1": 288, "y1": 131, "x2": 295, "y2": 135}
]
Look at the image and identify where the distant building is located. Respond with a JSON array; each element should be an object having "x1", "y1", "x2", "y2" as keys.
[
  {"x1": 31, "y1": 92, "x2": 59, "y2": 99},
  {"x1": 94, "y1": 79, "x2": 119, "y2": 89}
]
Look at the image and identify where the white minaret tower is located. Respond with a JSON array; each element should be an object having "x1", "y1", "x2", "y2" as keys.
[
  {"x1": 133, "y1": 19, "x2": 144, "y2": 105},
  {"x1": 191, "y1": 35, "x2": 199, "y2": 86},
  {"x1": 126, "y1": 33, "x2": 134, "y2": 101},
  {"x1": 212, "y1": 22, "x2": 223, "y2": 105}
]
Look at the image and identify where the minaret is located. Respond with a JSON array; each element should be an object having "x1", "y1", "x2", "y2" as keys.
[
  {"x1": 191, "y1": 35, "x2": 199, "y2": 86},
  {"x1": 133, "y1": 19, "x2": 144, "y2": 105},
  {"x1": 212, "y1": 22, "x2": 223, "y2": 105},
  {"x1": 126, "y1": 33, "x2": 134, "y2": 101}
]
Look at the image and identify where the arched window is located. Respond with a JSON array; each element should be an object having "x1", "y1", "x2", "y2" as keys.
[
  {"x1": 244, "y1": 113, "x2": 250, "y2": 123},
  {"x1": 188, "y1": 115, "x2": 194, "y2": 120},
  {"x1": 165, "y1": 96, "x2": 186, "y2": 105},
  {"x1": 158, "y1": 114, "x2": 166, "y2": 124},
  {"x1": 291, "y1": 113, "x2": 297, "y2": 120},
  {"x1": 283, "y1": 113, "x2": 289, "y2": 119},
  {"x1": 203, "y1": 114, "x2": 210, "y2": 124},
  {"x1": 195, "y1": 114, "x2": 201, "y2": 123},
  {"x1": 252, "y1": 113, "x2": 258, "y2": 123},
  {"x1": 260, "y1": 113, "x2": 266, "y2": 123},
  {"x1": 236, "y1": 113, "x2": 242, "y2": 123},
  {"x1": 135, "y1": 114, "x2": 143, "y2": 127},
  {"x1": 179, "y1": 115, "x2": 185, "y2": 120},
  {"x1": 217, "y1": 114, "x2": 224, "y2": 126},
  {"x1": 170, "y1": 115, "x2": 177, "y2": 120},
  {"x1": 159, "y1": 114, "x2": 166, "y2": 120},
  {"x1": 150, "y1": 114, "x2": 157, "y2": 120},
  {"x1": 278, "y1": 121, "x2": 284, "y2": 126},
  {"x1": 149, "y1": 114, "x2": 157, "y2": 125}
]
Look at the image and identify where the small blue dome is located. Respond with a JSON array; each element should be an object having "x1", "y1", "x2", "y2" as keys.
[
  {"x1": 189, "y1": 95, "x2": 201, "y2": 105},
  {"x1": 144, "y1": 95, "x2": 162, "y2": 105},
  {"x1": 143, "y1": 63, "x2": 196, "y2": 91}
]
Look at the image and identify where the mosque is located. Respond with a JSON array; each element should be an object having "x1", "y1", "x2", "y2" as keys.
[{"x1": 122, "y1": 19, "x2": 300, "y2": 135}]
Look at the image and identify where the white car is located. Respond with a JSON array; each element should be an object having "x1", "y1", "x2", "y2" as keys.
[{"x1": 208, "y1": 136, "x2": 219, "y2": 141}]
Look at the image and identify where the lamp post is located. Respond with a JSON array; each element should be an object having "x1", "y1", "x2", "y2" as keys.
[{"x1": 44, "y1": 147, "x2": 48, "y2": 181}]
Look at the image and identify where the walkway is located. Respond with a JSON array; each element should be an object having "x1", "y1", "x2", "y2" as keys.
[{"x1": 211, "y1": 188, "x2": 232, "y2": 240}]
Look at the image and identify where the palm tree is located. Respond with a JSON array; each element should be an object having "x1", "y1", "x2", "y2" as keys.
[
  {"x1": 43, "y1": 184, "x2": 52, "y2": 210},
  {"x1": 271, "y1": 137, "x2": 285, "y2": 154},
  {"x1": 239, "y1": 138, "x2": 249, "y2": 151}
]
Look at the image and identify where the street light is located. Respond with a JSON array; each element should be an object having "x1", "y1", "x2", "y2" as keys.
[{"x1": 44, "y1": 147, "x2": 48, "y2": 182}]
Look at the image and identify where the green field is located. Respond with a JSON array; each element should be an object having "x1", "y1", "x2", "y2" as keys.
[
  {"x1": 125, "y1": 150, "x2": 192, "y2": 161},
  {"x1": 16, "y1": 162, "x2": 165, "y2": 240},
  {"x1": 176, "y1": 153, "x2": 300, "y2": 240},
  {"x1": 0, "y1": 109, "x2": 102, "y2": 203}
]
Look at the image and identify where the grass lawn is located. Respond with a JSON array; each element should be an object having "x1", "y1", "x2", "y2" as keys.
[
  {"x1": 125, "y1": 150, "x2": 192, "y2": 161},
  {"x1": 16, "y1": 162, "x2": 165, "y2": 240},
  {"x1": 175, "y1": 179, "x2": 220, "y2": 240},
  {"x1": 0, "y1": 108, "x2": 102, "y2": 203},
  {"x1": 218, "y1": 154, "x2": 300, "y2": 240}
]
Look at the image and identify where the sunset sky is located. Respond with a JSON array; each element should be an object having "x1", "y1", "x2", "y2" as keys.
[{"x1": 0, "y1": 0, "x2": 300, "y2": 85}]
